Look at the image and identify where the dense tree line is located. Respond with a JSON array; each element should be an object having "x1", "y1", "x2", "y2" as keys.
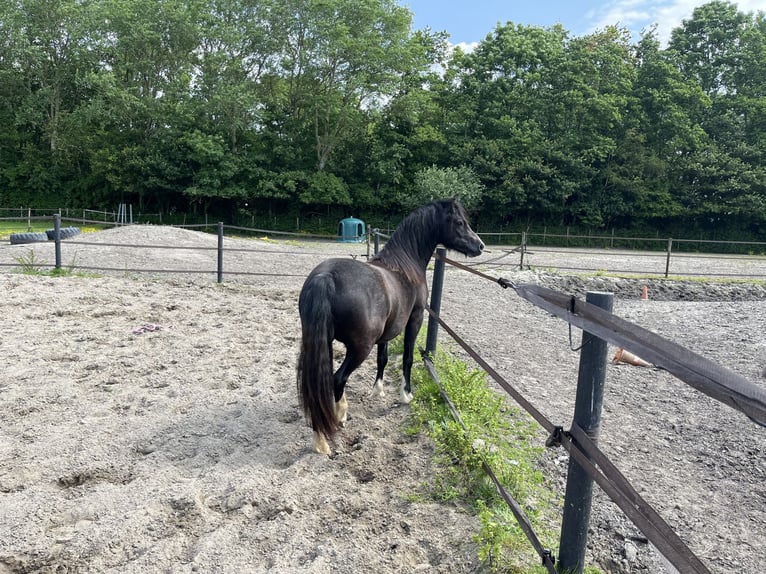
[{"x1": 1, "y1": 0, "x2": 765, "y2": 236}]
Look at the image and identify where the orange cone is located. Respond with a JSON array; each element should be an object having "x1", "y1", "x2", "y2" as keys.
[
  {"x1": 641, "y1": 286, "x2": 648, "y2": 300},
  {"x1": 613, "y1": 348, "x2": 652, "y2": 367}
]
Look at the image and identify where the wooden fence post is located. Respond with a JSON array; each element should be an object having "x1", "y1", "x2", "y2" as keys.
[
  {"x1": 425, "y1": 247, "x2": 447, "y2": 357},
  {"x1": 558, "y1": 291, "x2": 613, "y2": 573}
]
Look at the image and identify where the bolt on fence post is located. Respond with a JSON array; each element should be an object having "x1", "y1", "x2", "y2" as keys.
[
  {"x1": 217, "y1": 222, "x2": 224, "y2": 283},
  {"x1": 54, "y1": 213, "x2": 62, "y2": 270},
  {"x1": 424, "y1": 247, "x2": 447, "y2": 358},
  {"x1": 558, "y1": 291, "x2": 613, "y2": 574}
]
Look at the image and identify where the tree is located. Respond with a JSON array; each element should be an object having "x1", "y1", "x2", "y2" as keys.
[
  {"x1": 81, "y1": 0, "x2": 203, "y2": 211},
  {"x1": 405, "y1": 165, "x2": 483, "y2": 212},
  {"x1": 444, "y1": 23, "x2": 571, "y2": 223},
  {"x1": 3, "y1": 0, "x2": 766, "y2": 238},
  {"x1": 668, "y1": 1, "x2": 747, "y2": 96},
  {"x1": 444, "y1": 23, "x2": 639, "y2": 228},
  {"x1": 359, "y1": 28, "x2": 451, "y2": 209},
  {"x1": 0, "y1": 0, "x2": 108, "y2": 206},
  {"x1": 668, "y1": 1, "x2": 766, "y2": 230},
  {"x1": 616, "y1": 29, "x2": 709, "y2": 224},
  {"x1": 260, "y1": 0, "x2": 413, "y2": 170}
]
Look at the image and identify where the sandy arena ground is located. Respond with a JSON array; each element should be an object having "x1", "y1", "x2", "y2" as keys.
[{"x1": 0, "y1": 225, "x2": 764, "y2": 574}]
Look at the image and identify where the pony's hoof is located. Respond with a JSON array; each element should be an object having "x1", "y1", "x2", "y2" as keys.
[
  {"x1": 371, "y1": 380, "x2": 385, "y2": 398},
  {"x1": 312, "y1": 432, "x2": 332, "y2": 455},
  {"x1": 399, "y1": 388, "x2": 413, "y2": 404}
]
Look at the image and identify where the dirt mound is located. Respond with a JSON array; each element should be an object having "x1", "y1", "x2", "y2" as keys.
[{"x1": 520, "y1": 271, "x2": 766, "y2": 302}]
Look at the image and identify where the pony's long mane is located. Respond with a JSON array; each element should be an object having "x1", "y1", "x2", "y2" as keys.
[{"x1": 370, "y1": 201, "x2": 442, "y2": 282}]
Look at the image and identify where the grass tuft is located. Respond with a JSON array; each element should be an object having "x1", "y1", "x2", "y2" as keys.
[
  {"x1": 12, "y1": 249, "x2": 92, "y2": 277},
  {"x1": 397, "y1": 336, "x2": 585, "y2": 573},
  {"x1": 13, "y1": 250, "x2": 45, "y2": 274}
]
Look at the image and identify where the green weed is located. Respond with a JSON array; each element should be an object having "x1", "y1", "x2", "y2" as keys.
[
  {"x1": 13, "y1": 249, "x2": 45, "y2": 274},
  {"x1": 401, "y1": 340, "x2": 577, "y2": 573},
  {"x1": 12, "y1": 249, "x2": 90, "y2": 277}
]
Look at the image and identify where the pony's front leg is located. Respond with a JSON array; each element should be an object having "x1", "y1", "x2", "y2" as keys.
[
  {"x1": 371, "y1": 341, "x2": 389, "y2": 398},
  {"x1": 399, "y1": 315, "x2": 423, "y2": 404}
]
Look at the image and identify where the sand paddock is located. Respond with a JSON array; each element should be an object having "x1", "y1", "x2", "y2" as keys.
[{"x1": 1, "y1": 226, "x2": 764, "y2": 573}]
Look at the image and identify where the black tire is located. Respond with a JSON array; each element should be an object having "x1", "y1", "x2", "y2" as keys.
[
  {"x1": 63, "y1": 226, "x2": 81, "y2": 239},
  {"x1": 45, "y1": 226, "x2": 81, "y2": 240},
  {"x1": 10, "y1": 232, "x2": 49, "y2": 245}
]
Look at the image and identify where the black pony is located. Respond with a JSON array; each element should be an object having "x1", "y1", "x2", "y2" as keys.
[{"x1": 297, "y1": 199, "x2": 484, "y2": 454}]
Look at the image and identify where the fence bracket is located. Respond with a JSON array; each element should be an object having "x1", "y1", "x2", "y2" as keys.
[{"x1": 544, "y1": 425, "x2": 565, "y2": 448}]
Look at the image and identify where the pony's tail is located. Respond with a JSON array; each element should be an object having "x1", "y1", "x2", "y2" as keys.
[{"x1": 297, "y1": 274, "x2": 338, "y2": 443}]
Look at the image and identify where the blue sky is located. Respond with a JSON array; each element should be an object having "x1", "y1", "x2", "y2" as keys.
[{"x1": 401, "y1": 0, "x2": 766, "y2": 48}]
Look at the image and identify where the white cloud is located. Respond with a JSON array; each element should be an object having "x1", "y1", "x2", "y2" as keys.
[
  {"x1": 587, "y1": 0, "x2": 766, "y2": 46},
  {"x1": 451, "y1": 41, "x2": 479, "y2": 54},
  {"x1": 652, "y1": 0, "x2": 706, "y2": 44}
]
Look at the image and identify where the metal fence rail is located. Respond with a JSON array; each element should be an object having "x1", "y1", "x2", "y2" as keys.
[
  {"x1": 4, "y1": 215, "x2": 766, "y2": 279},
  {"x1": 0, "y1": 216, "x2": 356, "y2": 279}
]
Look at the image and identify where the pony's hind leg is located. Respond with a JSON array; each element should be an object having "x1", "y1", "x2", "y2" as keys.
[
  {"x1": 336, "y1": 392, "x2": 348, "y2": 425},
  {"x1": 313, "y1": 431, "x2": 331, "y2": 455},
  {"x1": 311, "y1": 391, "x2": 347, "y2": 455},
  {"x1": 332, "y1": 344, "x2": 369, "y2": 427},
  {"x1": 311, "y1": 392, "x2": 346, "y2": 456},
  {"x1": 371, "y1": 341, "x2": 389, "y2": 398}
]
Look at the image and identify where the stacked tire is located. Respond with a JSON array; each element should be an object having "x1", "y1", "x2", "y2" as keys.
[
  {"x1": 45, "y1": 226, "x2": 81, "y2": 240},
  {"x1": 9, "y1": 232, "x2": 49, "y2": 245},
  {"x1": 9, "y1": 226, "x2": 81, "y2": 244}
]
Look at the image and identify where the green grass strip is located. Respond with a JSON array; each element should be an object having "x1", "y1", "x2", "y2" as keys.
[{"x1": 403, "y1": 341, "x2": 601, "y2": 573}]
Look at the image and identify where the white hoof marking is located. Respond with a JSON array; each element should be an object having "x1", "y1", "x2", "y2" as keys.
[
  {"x1": 336, "y1": 393, "x2": 348, "y2": 426},
  {"x1": 313, "y1": 431, "x2": 331, "y2": 455},
  {"x1": 371, "y1": 379, "x2": 386, "y2": 398}
]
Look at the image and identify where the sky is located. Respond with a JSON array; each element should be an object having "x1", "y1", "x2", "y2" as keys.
[{"x1": 401, "y1": 0, "x2": 766, "y2": 49}]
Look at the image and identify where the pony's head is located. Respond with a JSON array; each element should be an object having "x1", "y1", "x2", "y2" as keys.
[{"x1": 435, "y1": 199, "x2": 484, "y2": 257}]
